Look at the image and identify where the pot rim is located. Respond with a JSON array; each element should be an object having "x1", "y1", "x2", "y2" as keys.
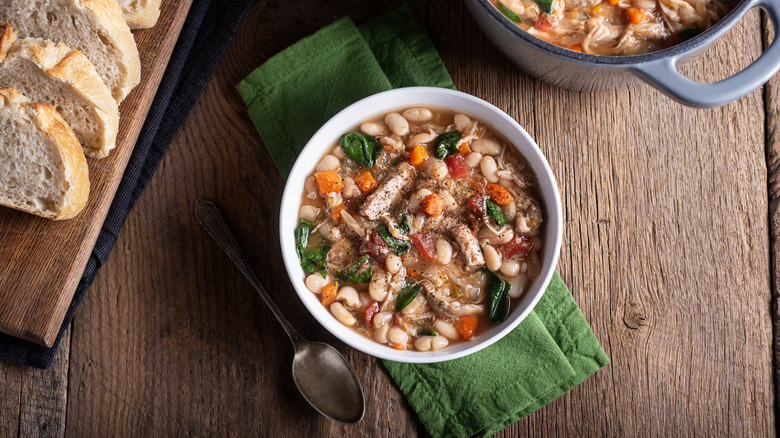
[{"x1": 476, "y1": 0, "x2": 752, "y2": 65}]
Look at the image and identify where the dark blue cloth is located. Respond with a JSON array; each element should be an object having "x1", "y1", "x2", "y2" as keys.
[{"x1": 0, "y1": 0, "x2": 258, "y2": 369}]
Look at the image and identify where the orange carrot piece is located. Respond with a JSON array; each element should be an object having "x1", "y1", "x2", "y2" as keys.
[
  {"x1": 568, "y1": 44, "x2": 583, "y2": 52},
  {"x1": 626, "y1": 7, "x2": 648, "y2": 24},
  {"x1": 409, "y1": 144, "x2": 429, "y2": 166},
  {"x1": 486, "y1": 184, "x2": 513, "y2": 205},
  {"x1": 354, "y1": 170, "x2": 377, "y2": 192},
  {"x1": 456, "y1": 315, "x2": 478, "y2": 340},
  {"x1": 458, "y1": 142, "x2": 470, "y2": 154},
  {"x1": 315, "y1": 171, "x2": 343, "y2": 196},
  {"x1": 331, "y1": 204, "x2": 344, "y2": 221},
  {"x1": 321, "y1": 284, "x2": 338, "y2": 306},
  {"x1": 393, "y1": 343, "x2": 407, "y2": 351},
  {"x1": 607, "y1": 0, "x2": 620, "y2": 6},
  {"x1": 421, "y1": 193, "x2": 444, "y2": 217}
]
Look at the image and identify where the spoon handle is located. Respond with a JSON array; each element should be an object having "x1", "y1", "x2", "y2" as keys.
[{"x1": 195, "y1": 199, "x2": 303, "y2": 345}]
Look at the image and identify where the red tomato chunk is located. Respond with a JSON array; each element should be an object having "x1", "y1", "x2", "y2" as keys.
[
  {"x1": 411, "y1": 233, "x2": 438, "y2": 261},
  {"x1": 444, "y1": 153, "x2": 472, "y2": 178},
  {"x1": 360, "y1": 229, "x2": 390, "y2": 262},
  {"x1": 364, "y1": 302, "x2": 379, "y2": 329},
  {"x1": 496, "y1": 233, "x2": 534, "y2": 260}
]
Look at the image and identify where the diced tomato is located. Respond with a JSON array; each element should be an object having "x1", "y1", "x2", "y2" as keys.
[
  {"x1": 467, "y1": 194, "x2": 485, "y2": 216},
  {"x1": 534, "y1": 14, "x2": 556, "y2": 32},
  {"x1": 411, "y1": 233, "x2": 438, "y2": 261},
  {"x1": 364, "y1": 302, "x2": 380, "y2": 329},
  {"x1": 444, "y1": 153, "x2": 472, "y2": 179},
  {"x1": 496, "y1": 233, "x2": 534, "y2": 260},
  {"x1": 360, "y1": 229, "x2": 390, "y2": 262}
]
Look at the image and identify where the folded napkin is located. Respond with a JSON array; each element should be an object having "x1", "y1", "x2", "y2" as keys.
[
  {"x1": 237, "y1": 6, "x2": 609, "y2": 437},
  {"x1": 0, "y1": 0, "x2": 258, "y2": 369}
]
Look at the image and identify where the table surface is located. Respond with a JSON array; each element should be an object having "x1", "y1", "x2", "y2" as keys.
[{"x1": 1, "y1": 0, "x2": 778, "y2": 436}]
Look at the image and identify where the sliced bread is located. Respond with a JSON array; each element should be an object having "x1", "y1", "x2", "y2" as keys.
[
  {"x1": 0, "y1": 0, "x2": 142, "y2": 103},
  {"x1": 0, "y1": 23, "x2": 119, "y2": 158},
  {"x1": 0, "y1": 87, "x2": 89, "y2": 220},
  {"x1": 119, "y1": 0, "x2": 160, "y2": 29}
]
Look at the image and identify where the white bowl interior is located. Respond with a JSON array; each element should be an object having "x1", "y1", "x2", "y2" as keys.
[{"x1": 280, "y1": 87, "x2": 562, "y2": 363}]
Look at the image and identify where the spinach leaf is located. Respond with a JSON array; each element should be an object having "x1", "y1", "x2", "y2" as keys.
[
  {"x1": 533, "y1": 0, "x2": 553, "y2": 14},
  {"x1": 486, "y1": 199, "x2": 508, "y2": 225},
  {"x1": 377, "y1": 224, "x2": 411, "y2": 255},
  {"x1": 338, "y1": 255, "x2": 373, "y2": 283},
  {"x1": 497, "y1": 4, "x2": 522, "y2": 22},
  {"x1": 417, "y1": 329, "x2": 438, "y2": 337},
  {"x1": 295, "y1": 219, "x2": 329, "y2": 276},
  {"x1": 396, "y1": 283, "x2": 421, "y2": 313},
  {"x1": 482, "y1": 268, "x2": 511, "y2": 323},
  {"x1": 434, "y1": 131, "x2": 462, "y2": 160},
  {"x1": 340, "y1": 133, "x2": 382, "y2": 168},
  {"x1": 397, "y1": 214, "x2": 411, "y2": 235}
]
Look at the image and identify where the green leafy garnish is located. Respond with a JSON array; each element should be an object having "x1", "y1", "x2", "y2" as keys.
[
  {"x1": 397, "y1": 214, "x2": 411, "y2": 235},
  {"x1": 295, "y1": 219, "x2": 330, "y2": 276},
  {"x1": 533, "y1": 0, "x2": 553, "y2": 14},
  {"x1": 340, "y1": 132, "x2": 382, "y2": 168},
  {"x1": 482, "y1": 268, "x2": 511, "y2": 323},
  {"x1": 396, "y1": 283, "x2": 421, "y2": 313},
  {"x1": 338, "y1": 255, "x2": 372, "y2": 283},
  {"x1": 377, "y1": 224, "x2": 411, "y2": 255},
  {"x1": 434, "y1": 131, "x2": 462, "y2": 160},
  {"x1": 486, "y1": 199, "x2": 508, "y2": 225},
  {"x1": 417, "y1": 329, "x2": 438, "y2": 337},
  {"x1": 497, "y1": 4, "x2": 522, "y2": 22}
]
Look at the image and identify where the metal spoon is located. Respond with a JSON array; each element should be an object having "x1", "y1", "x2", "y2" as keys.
[{"x1": 195, "y1": 199, "x2": 365, "y2": 425}]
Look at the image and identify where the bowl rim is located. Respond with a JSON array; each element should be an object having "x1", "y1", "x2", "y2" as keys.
[
  {"x1": 279, "y1": 86, "x2": 563, "y2": 363},
  {"x1": 474, "y1": 0, "x2": 751, "y2": 65}
]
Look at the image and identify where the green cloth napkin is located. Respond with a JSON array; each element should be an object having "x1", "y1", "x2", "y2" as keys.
[{"x1": 237, "y1": 6, "x2": 609, "y2": 437}]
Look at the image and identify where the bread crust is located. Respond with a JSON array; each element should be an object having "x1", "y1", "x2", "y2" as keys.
[
  {"x1": 121, "y1": 0, "x2": 161, "y2": 29},
  {"x1": 0, "y1": 87, "x2": 89, "y2": 220}
]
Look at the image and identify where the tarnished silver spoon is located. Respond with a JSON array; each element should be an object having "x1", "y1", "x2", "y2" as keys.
[{"x1": 195, "y1": 199, "x2": 365, "y2": 425}]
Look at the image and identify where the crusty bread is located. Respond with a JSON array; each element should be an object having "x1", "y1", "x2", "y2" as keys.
[
  {"x1": 0, "y1": 0, "x2": 142, "y2": 103},
  {"x1": 0, "y1": 23, "x2": 118, "y2": 158},
  {"x1": 118, "y1": 0, "x2": 160, "y2": 29},
  {"x1": 0, "y1": 88, "x2": 89, "y2": 220}
]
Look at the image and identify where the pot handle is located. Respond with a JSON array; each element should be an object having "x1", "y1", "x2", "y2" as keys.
[{"x1": 631, "y1": 0, "x2": 780, "y2": 108}]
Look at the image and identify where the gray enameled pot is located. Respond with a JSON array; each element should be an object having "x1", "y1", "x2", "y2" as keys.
[{"x1": 465, "y1": 0, "x2": 780, "y2": 107}]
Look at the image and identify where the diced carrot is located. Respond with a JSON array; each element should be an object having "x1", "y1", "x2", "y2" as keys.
[
  {"x1": 321, "y1": 284, "x2": 338, "y2": 306},
  {"x1": 409, "y1": 144, "x2": 429, "y2": 166},
  {"x1": 456, "y1": 315, "x2": 478, "y2": 340},
  {"x1": 408, "y1": 269, "x2": 421, "y2": 279},
  {"x1": 393, "y1": 343, "x2": 407, "y2": 351},
  {"x1": 486, "y1": 184, "x2": 513, "y2": 205},
  {"x1": 534, "y1": 14, "x2": 556, "y2": 32},
  {"x1": 568, "y1": 44, "x2": 583, "y2": 52},
  {"x1": 626, "y1": 7, "x2": 648, "y2": 24},
  {"x1": 421, "y1": 193, "x2": 444, "y2": 217},
  {"x1": 458, "y1": 141, "x2": 470, "y2": 154},
  {"x1": 590, "y1": 4, "x2": 605, "y2": 16},
  {"x1": 315, "y1": 171, "x2": 343, "y2": 197},
  {"x1": 607, "y1": 0, "x2": 620, "y2": 6},
  {"x1": 331, "y1": 204, "x2": 344, "y2": 221},
  {"x1": 353, "y1": 170, "x2": 377, "y2": 192}
]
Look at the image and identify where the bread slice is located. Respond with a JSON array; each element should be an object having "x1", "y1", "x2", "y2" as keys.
[
  {"x1": 0, "y1": 88, "x2": 89, "y2": 220},
  {"x1": 118, "y1": 0, "x2": 160, "y2": 29},
  {"x1": 0, "y1": 23, "x2": 119, "y2": 158},
  {"x1": 0, "y1": 0, "x2": 142, "y2": 103}
]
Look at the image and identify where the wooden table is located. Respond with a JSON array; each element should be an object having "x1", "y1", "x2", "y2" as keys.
[{"x1": 0, "y1": 0, "x2": 777, "y2": 436}]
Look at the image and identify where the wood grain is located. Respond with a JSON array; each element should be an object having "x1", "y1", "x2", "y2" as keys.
[{"x1": 0, "y1": 0, "x2": 193, "y2": 347}]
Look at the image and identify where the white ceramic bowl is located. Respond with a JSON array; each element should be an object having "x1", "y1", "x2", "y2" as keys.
[{"x1": 279, "y1": 87, "x2": 562, "y2": 363}]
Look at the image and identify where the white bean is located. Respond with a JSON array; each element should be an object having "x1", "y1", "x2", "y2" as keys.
[
  {"x1": 496, "y1": 228, "x2": 514, "y2": 244},
  {"x1": 412, "y1": 214, "x2": 426, "y2": 232},
  {"x1": 427, "y1": 159, "x2": 448, "y2": 180},
  {"x1": 409, "y1": 188, "x2": 433, "y2": 211},
  {"x1": 401, "y1": 293, "x2": 426, "y2": 315},
  {"x1": 480, "y1": 156, "x2": 499, "y2": 183},
  {"x1": 299, "y1": 205, "x2": 319, "y2": 221},
  {"x1": 332, "y1": 146, "x2": 346, "y2": 159},
  {"x1": 504, "y1": 201, "x2": 517, "y2": 221},
  {"x1": 527, "y1": 251, "x2": 541, "y2": 279},
  {"x1": 436, "y1": 239, "x2": 453, "y2": 265},
  {"x1": 385, "y1": 113, "x2": 410, "y2": 136},
  {"x1": 386, "y1": 254, "x2": 403, "y2": 274},
  {"x1": 431, "y1": 335, "x2": 449, "y2": 351},
  {"x1": 319, "y1": 222, "x2": 341, "y2": 241},
  {"x1": 454, "y1": 114, "x2": 471, "y2": 131},
  {"x1": 342, "y1": 177, "x2": 360, "y2": 198},
  {"x1": 330, "y1": 302, "x2": 356, "y2": 326},
  {"x1": 304, "y1": 175, "x2": 317, "y2": 194},
  {"x1": 373, "y1": 325, "x2": 389, "y2": 343},
  {"x1": 509, "y1": 272, "x2": 528, "y2": 298},
  {"x1": 500, "y1": 259, "x2": 521, "y2": 277},
  {"x1": 369, "y1": 271, "x2": 389, "y2": 301},
  {"x1": 305, "y1": 273, "x2": 328, "y2": 293},
  {"x1": 402, "y1": 107, "x2": 433, "y2": 122},
  {"x1": 387, "y1": 326, "x2": 409, "y2": 345},
  {"x1": 359, "y1": 292, "x2": 372, "y2": 310},
  {"x1": 472, "y1": 138, "x2": 502, "y2": 155},
  {"x1": 434, "y1": 320, "x2": 459, "y2": 340},
  {"x1": 336, "y1": 286, "x2": 360, "y2": 309},
  {"x1": 483, "y1": 244, "x2": 502, "y2": 271},
  {"x1": 408, "y1": 132, "x2": 436, "y2": 146},
  {"x1": 373, "y1": 311, "x2": 393, "y2": 328},
  {"x1": 465, "y1": 152, "x2": 483, "y2": 168},
  {"x1": 315, "y1": 154, "x2": 340, "y2": 172},
  {"x1": 414, "y1": 336, "x2": 434, "y2": 351},
  {"x1": 439, "y1": 190, "x2": 457, "y2": 211},
  {"x1": 361, "y1": 121, "x2": 389, "y2": 136}
]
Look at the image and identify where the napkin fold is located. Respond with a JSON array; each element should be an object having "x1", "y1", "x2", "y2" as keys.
[{"x1": 237, "y1": 6, "x2": 609, "y2": 437}]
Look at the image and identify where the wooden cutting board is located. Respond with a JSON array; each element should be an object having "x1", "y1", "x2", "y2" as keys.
[{"x1": 0, "y1": 0, "x2": 194, "y2": 347}]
